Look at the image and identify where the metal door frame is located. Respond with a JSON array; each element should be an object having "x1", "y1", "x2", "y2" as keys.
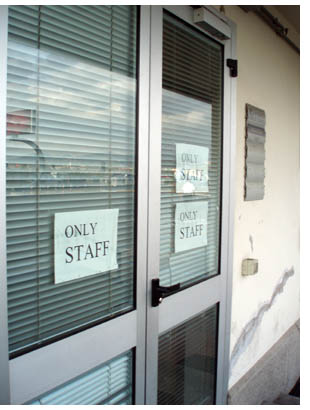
[
  {"x1": 0, "y1": 6, "x2": 10, "y2": 404},
  {"x1": 144, "y1": 5, "x2": 236, "y2": 404},
  {"x1": 0, "y1": 4, "x2": 236, "y2": 405},
  {"x1": 0, "y1": 5, "x2": 150, "y2": 405}
]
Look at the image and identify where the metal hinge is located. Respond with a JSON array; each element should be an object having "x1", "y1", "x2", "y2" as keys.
[{"x1": 227, "y1": 59, "x2": 238, "y2": 77}]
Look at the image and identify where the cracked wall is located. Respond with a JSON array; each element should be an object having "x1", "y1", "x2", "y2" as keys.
[
  {"x1": 221, "y1": 5, "x2": 300, "y2": 390},
  {"x1": 230, "y1": 267, "x2": 295, "y2": 372}
]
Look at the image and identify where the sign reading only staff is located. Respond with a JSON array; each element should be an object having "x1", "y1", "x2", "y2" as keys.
[
  {"x1": 175, "y1": 201, "x2": 208, "y2": 253},
  {"x1": 175, "y1": 143, "x2": 209, "y2": 194},
  {"x1": 54, "y1": 209, "x2": 119, "y2": 284}
]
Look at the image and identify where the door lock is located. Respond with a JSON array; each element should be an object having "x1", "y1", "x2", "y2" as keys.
[{"x1": 151, "y1": 278, "x2": 180, "y2": 307}]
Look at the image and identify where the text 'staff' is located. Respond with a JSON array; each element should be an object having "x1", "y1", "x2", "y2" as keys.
[
  {"x1": 175, "y1": 144, "x2": 209, "y2": 194},
  {"x1": 175, "y1": 201, "x2": 208, "y2": 253},
  {"x1": 54, "y1": 209, "x2": 119, "y2": 284}
]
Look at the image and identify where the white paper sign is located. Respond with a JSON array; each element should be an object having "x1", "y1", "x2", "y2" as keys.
[
  {"x1": 175, "y1": 201, "x2": 208, "y2": 253},
  {"x1": 175, "y1": 144, "x2": 209, "y2": 193},
  {"x1": 54, "y1": 209, "x2": 119, "y2": 284}
]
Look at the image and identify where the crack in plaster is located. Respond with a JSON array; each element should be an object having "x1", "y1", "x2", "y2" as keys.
[
  {"x1": 230, "y1": 267, "x2": 295, "y2": 372},
  {"x1": 249, "y1": 235, "x2": 254, "y2": 253}
]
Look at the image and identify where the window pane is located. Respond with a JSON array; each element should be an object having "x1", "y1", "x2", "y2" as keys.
[
  {"x1": 158, "y1": 305, "x2": 218, "y2": 405},
  {"x1": 160, "y1": 12, "x2": 223, "y2": 287},
  {"x1": 6, "y1": 5, "x2": 137, "y2": 355},
  {"x1": 29, "y1": 350, "x2": 133, "y2": 405}
]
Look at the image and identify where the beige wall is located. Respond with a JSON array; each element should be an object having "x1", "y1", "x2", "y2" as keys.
[{"x1": 220, "y1": 6, "x2": 300, "y2": 388}]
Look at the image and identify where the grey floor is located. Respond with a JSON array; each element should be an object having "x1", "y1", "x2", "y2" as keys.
[{"x1": 262, "y1": 379, "x2": 300, "y2": 405}]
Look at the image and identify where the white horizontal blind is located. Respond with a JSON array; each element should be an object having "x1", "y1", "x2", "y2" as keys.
[
  {"x1": 160, "y1": 12, "x2": 223, "y2": 287},
  {"x1": 6, "y1": 5, "x2": 137, "y2": 355},
  {"x1": 29, "y1": 350, "x2": 133, "y2": 405}
]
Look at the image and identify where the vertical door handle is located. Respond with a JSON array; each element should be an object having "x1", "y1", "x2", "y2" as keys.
[{"x1": 151, "y1": 278, "x2": 180, "y2": 307}]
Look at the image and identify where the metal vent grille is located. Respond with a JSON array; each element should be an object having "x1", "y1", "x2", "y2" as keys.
[{"x1": 244, "y1": 104, "x2": 266, "y2": 201}]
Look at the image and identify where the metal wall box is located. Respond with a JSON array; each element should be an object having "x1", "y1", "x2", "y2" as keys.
[
  {"x1": 244, "y1": 104, "x2": 266, "y2": 201},
  {"x1": 241, "y1": 258, "x2": 258, "y2": 276},
  {"x1": 193, "y1": 7, "x2": 231, "y2": 40}
]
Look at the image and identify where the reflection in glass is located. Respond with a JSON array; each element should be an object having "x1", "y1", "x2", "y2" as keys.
[
  {"x1": 160, "y1": 12, "x2": 223, "y2": 288},
  {"x1": 29, "y1": 350, "x2": 133, "y2": 405},
  {"x1": 158, "y1": 305, "x2": 218, "y2": 405},
  {"x1": 6, "y1": 5, "x2": 137, "y2": 354}
]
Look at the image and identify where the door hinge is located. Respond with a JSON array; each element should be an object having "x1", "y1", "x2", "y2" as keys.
[{"x1": 227, "y1": 59, "x2": 238, "y2": 77}]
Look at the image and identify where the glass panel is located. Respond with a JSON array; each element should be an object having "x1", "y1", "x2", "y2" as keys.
[
  {"x1": 28, "y1": 350, "x2": 133, "y2": 405},
  {"x1": 160, "y1": 12, "x2": 223, "y2": 287},
  {"x1": 158, "y1": 305, "x2": 218, "y2": 405},
  {"x1": 6, "y1": 5, "x2": 137, "y2": 355}
]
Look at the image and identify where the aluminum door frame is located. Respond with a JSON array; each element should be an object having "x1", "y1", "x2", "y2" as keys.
[
  {"x1": 145, "y1": 5, "x2": 236, "y2": 405},
  {"x1": 0, "y1": 5, "x2": 150, "y2": 405},
  {"x1": 0, "y1": 5, "x2": 10, "y2": 404}
]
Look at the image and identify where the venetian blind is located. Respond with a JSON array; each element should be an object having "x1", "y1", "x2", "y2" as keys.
[
  {"x1": 6, "y1": 5, "x2": 137, "y2": 355},
  {"x1": 160, "y1": 12, "x2": 223, "y2": 287},
  {"x1": 158, "y1": 305, "x2": 218, "y2": 405},
  {"x1": 29, "y1": 350, "x2": 133, "y2": 405}
]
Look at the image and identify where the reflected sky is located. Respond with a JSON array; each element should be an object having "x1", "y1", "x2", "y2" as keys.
[{"x1": 7, "y1": 40, "x2": 136, "y2": 125}]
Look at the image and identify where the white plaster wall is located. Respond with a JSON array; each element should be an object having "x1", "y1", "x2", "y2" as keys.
[{"x1": 221, "y1": 6, "x2": 300, "y2": 389}]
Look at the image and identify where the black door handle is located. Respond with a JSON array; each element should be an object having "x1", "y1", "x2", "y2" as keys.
[{"x1": 152, "y1": 278, "x2": 180, "y2": 307}]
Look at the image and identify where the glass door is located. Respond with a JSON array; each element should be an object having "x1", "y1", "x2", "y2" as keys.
[
  {"x1": 0, "y1": 5, "x2": 235, "y2": 405},
  {"x1": 1, "y1": 5, "x2": 149, "y2": 404},
  {"x1": 145, "y1": 6, "x2": 235, "y2": 405}
]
